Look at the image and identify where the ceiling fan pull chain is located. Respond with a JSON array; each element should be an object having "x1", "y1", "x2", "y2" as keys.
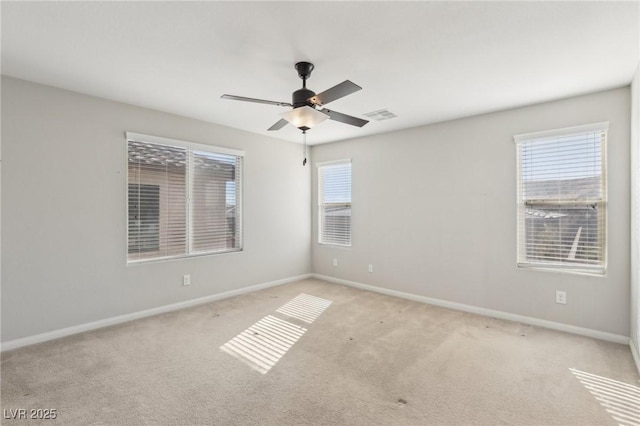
[{"x1": 302, "y1": 130, "x2": 307, "y2": 166}]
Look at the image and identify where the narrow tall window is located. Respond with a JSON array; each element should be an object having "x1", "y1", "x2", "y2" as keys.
[
  {"x1": 318, "y1": 160, "x2": 352, "y2": 246},
  {"x1": 127, "y1": 133, "x2": 243, "y2": 263},
  {"x1": 514, "y1": 122, "x2": 607, "y2": 274}
]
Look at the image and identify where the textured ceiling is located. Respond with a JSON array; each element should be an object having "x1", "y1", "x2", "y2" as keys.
[{"x1": 2, "y1": 1, "x2": 639, "y2": 145}]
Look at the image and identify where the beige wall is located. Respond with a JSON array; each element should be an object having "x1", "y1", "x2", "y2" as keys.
[
  {"x1": 1, "y1": 76, "x2": 311, "y2": 342},
  {"x1": 311, "y1": 87, "x2": 631, "y2": 336}
]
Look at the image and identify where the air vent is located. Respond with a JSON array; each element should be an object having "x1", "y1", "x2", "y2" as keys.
[{"x1": 363, "y1": 109, "x2": 397, "y2": 121}]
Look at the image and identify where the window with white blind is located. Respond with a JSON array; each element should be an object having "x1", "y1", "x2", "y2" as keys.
[
  {"x1": 126, "y1": 132, "x2": 243, "y2": 263},
  {"x1": 318, "y1": 160, "x2": 352, "y2": 246},
  {"x1": 514, "y1": 122, "x2": 608, "y2": 275}
]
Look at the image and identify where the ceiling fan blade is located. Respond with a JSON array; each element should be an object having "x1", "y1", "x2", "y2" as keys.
[
  {"x1": 308, "y1": 80, "x2": 362, "y2": 106},
  {"x1": 221, "y1": 94, "x2": 292, "y2": 107},
  {"x1": 267, "y1": 118, "x2": 288, "y2": 131},
  {"x1": 322, "y1": 109, "x2": 369, "y2": 127}
]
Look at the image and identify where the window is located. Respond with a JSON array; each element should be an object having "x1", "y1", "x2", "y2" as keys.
[
  {"x1": 514, "y1": 122, "x2": 608, "y2": 274},
  {"x1": 127, "y1": 132, "x2": 243, "y2": 263},
  {"x1": 318, "y1": 160, "x2": 351, "y2": 246}
]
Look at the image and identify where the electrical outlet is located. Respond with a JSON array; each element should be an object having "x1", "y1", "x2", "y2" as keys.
[
  {"x1": 556, "y1": 290, "x2": 566, "y2": 305},
  {"x1": 332, "y1": 258, "x2": 338, "y2": 267},
  {"x1": 183, "y1": 274, "x2": 191, "y2": 286},
  {"x1": 368, "y1": 264, "x2": 374, "y2": 273}
]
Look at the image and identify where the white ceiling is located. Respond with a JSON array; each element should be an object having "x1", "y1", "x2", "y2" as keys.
[{"x1": 2, "y1": 1, "x2": 639, "y2": 145}]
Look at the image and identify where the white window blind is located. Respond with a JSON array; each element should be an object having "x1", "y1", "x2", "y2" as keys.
[
  {"x1": 514, "y1": 122, "x2": 607, "y2": 274},
  {"x1": 318, "y1": 160, "x2": 352, "y2": 246},
  {"x1": 127, "y1": 133, "x2": 243, "y2": 263}
]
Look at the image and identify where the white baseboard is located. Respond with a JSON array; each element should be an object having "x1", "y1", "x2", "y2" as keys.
[
  {"x1": 313, "y1": 273, "x2": 629, "y2": 345},
  {"x1": 1, "y1": 273, "x2": 311, "y2": 352},
  {"x1": 631, "y1": 340, "x2": 640, "y2": 377}
]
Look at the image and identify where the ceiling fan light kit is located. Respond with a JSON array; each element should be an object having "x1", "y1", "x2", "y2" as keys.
[{"x1": 281, "y1": 105, "x2": 328, "y2": 131}]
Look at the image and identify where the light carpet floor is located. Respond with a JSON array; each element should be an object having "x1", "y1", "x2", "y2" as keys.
[{"x1": 2, "y1": 278, "x2": 639, "y2": 425}]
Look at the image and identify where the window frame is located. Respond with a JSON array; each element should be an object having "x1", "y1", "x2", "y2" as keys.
[
  {"x1": 513, "y1": 122, "x2": 608, "y2": 275},
  {"x1": 317, "y1": 159, "x2": 352, "y2": 247},
  {"x1": 126, "y1": 132, "x2": 244, "y2": 264}
]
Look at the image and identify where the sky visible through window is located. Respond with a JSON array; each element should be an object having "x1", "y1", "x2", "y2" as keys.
[
  {"x1": 322, "y1": 164, "x2": 351, "y2": 203},
  {"x1": 521, "y1": 132, "x2": 602, "y2": 181}
]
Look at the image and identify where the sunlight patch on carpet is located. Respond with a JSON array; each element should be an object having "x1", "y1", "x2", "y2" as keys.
[
  {"x1": 570, "y1": 368, "x2": 640, "y2": 426},
  {"x1": 276, "y1": 293, "x2": 333, "y2": 323},
  {"x1": 221, "y1": 315, "x2": 306, "y2": 374}
]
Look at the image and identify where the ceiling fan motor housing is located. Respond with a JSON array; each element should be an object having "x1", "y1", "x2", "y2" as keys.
[{"x1": 292, "y1": 88, "x2": 316, "y2": 108}]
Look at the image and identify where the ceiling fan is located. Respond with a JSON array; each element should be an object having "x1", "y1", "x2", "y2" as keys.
[{"x1": 221, "y1": 62, "x2": 369, "y2": 132}]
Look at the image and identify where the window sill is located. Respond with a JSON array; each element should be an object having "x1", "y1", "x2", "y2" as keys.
[
  {"x1": 317, "y1": 242, "x2": 351, "y2": 248},
  {"x1": 127, "y1": 248, "x2": 243, "y2": 265},
  {"x1": 517, "y1": 262, "x2": 605, "y2": 277}
]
